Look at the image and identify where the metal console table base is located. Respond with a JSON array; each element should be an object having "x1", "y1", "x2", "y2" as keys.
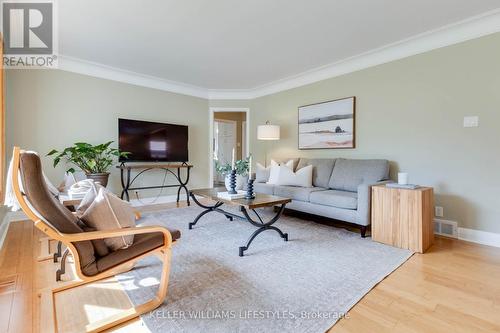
[{"x1": 118, "y1": 163, "x2": 192, "y2": 205}]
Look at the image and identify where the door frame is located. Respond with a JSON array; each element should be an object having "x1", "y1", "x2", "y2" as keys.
[
  {"x1": 213, "y1": 119, "x2": 237, "y2": 183},
  {"x1": 209, "y1": 107, "x2": 250, "y2": 187}
]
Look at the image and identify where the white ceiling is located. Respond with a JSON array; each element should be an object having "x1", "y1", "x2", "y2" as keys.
[{"x1": 59, "y1": 0, "x2": 500, "y2": 91}]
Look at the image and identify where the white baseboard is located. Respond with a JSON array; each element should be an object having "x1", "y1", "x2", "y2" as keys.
[
  {"x1": 457, "y1": 227, "x2": 500, "y2": 248},
  {"x1": 7, "y1": 210, "x2": 28, "y2": 222},
  {"x1": 433, "y1": 218, "x2": 500, "y2": 248},
  {"x1": 0, "y1": 210, "x2": 28, "y2": 250},
  {"x1": 0, "y1": 215, "x2": 10, "y2": 251}
]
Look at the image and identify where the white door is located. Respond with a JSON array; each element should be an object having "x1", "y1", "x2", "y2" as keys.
[{"x1": 213, "y1": 120, "x2": 237, "y2": 183}]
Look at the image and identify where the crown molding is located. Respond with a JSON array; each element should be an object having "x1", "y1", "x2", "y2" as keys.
[
  {"x1": 58, "y1": 8, "x2": 500, "y2": 100},
  {"x1": 215, "y1": 8, "x2": 500, "y2": 100},
  {"x1": 58, "y1": 55, "x2": 209, "y2": 99}
]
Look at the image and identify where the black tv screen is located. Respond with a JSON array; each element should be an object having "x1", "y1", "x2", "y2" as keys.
[{"x1": 118, "y1": 118, "x2": 188, "y2": 162}]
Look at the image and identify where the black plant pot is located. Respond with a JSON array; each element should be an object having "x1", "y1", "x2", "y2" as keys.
[{"x1": 86, "y1": 172, "x2": 110, "y2": 187}]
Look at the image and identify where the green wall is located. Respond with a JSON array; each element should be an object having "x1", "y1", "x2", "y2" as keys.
[
  {"x1": 4, "y1": 32, "x2": 500, "y2": 234},
  {"x1": 5, "y1": 70, "x2": 210, "y2": 198},
  {"x1": 249, "y1": 32, "x2": 500, "y2": 233}
]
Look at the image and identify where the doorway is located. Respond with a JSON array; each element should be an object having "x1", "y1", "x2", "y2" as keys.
[{"x1": 210, "y1": 108, "x2": 249, "y2": 187}]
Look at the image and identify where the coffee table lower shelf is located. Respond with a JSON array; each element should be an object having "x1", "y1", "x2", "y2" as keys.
[{"x1": 188, "y1": 189, "x2": 291, "y2": 256}]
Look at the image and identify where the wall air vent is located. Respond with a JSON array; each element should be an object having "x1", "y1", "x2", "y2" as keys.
[{"x1": 434, "y1": 219, "x2": 458, "y2": 238}]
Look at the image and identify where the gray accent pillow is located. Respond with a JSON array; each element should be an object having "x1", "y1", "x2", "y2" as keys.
[
  {"x1": 296, "y1": 158, "x2": 336, "y2": 188},
  {"x1": 328, "y1": 158, "x2": 389, "y2": 192}
]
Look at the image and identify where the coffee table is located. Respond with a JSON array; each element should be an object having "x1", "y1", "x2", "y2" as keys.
[{"x1": 189, "y1": 187, "x2": 291, "y2": 256}]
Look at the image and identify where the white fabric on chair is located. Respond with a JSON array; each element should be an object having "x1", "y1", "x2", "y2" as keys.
[
  {"x1": 4, "y1": 157, "x2": 21, "y2": 211},
  {"x1": 5, "y1": 152, "x2": 64, "y2": 211}
]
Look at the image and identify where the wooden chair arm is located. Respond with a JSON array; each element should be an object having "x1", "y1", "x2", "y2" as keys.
[{"x1": 58, "y1": 225, "x2": 173, "y2": 247}]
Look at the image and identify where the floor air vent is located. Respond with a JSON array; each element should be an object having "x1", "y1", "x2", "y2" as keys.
[{"x1": 434, "y1": 219, "x2": 458, "y2": 238}]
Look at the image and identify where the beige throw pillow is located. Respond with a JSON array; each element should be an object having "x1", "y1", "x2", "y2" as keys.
[{"x1": 80, "y1": 188, "x2": 136, "y2": 251}]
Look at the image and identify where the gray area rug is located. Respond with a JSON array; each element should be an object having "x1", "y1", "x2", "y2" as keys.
[{"x1": 117, "y1": 206, "x2": 412, "y2": 333}]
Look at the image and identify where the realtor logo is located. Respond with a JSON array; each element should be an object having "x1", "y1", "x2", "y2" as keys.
[{"x1": 1, "y1": 0, "x2": 58, "y2": 68}]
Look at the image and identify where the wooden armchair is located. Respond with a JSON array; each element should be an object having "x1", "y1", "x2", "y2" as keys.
[{"x1": 11, "y1": 147, "x2": 180, "y2": 332}]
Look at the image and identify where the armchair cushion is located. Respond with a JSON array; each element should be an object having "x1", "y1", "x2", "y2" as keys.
[
  {"x1": 80, "y1": 188, "x2": 136, "y2": 251},
  {"x1": 90, "y1": 228, "x2": 181, "y2": 276},
  {"x1": 19, "y1": 151, "x2": 98, "y2": 275},
  {"x1": 76, "y1": 220, "x2": 110, "y2": 257}
]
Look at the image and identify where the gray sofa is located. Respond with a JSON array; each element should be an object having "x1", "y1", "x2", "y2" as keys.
[{"x1": 254, "y1": 158, "x2": 391, "y2": 237}]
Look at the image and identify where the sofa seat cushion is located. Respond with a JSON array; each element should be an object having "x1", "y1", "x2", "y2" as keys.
[
  {"x1": 254, "y1": 182, "x2": 275, "y2": 195},
  {"x1": 309, "y1": 190, "x2": 358, "y2": 210},
  {"x1": 86, "y1": 228, "x2": 180, "y2": 276},
  {"x1": 274, "y1": 185, "x2": 327, "y2": 202},
  {"x1": 328, "y1": 158, "x2": 389, "y2": 192}
]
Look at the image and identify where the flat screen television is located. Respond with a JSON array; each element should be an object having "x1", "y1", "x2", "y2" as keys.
[{"x1": 118, "y1": 118, "x2": 188, "y2": 162}]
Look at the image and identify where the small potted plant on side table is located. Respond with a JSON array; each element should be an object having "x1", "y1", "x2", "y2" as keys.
[{"x1": 47, "y1": 141, "x2": 129, "y2": 187}]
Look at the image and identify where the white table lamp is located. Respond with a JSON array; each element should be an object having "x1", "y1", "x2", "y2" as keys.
[{"x1": 257, "y1": 121, "x2": 280, "y2": 166}]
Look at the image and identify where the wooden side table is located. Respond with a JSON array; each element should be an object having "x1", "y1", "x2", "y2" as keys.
[{"x1": 371, "y1": 185, "x2": 434, "y2": 253}]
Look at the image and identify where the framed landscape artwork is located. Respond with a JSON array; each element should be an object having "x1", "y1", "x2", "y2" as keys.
[{"x1": 298, "y1": 96, "x2": 355, "y2": 149}]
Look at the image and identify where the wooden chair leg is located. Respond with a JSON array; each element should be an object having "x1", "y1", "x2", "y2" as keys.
[
  {"x1": 56, "y1": 249, "x2": 70, "y2": 281},
  {"x1": 53, "y1": 241, "x2": 63, "y2": 262}
]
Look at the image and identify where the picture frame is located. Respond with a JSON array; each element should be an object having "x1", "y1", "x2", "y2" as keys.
[{"x1": 298, "y1": 96, "x2": 356, "y2": 149}]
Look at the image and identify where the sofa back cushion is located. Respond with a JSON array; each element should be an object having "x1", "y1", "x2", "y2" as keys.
[
  {"x1": 328, "y1": 158, "x2": 389, "y2": 192},
  {"x1": 296, "y1": 158, "x2": 336, "y2": 188}
]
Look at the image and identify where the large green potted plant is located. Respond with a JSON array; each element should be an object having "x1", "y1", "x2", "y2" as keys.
[
  {"x1": 215, "y1": 157, "x2": 249, "y2": 191},
  {"x1": 47, "y1": 141, "x2": 129, "y2": 187}
]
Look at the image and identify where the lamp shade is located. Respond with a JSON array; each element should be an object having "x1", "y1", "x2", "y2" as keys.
[{"x1": 257, "y1": 124, "x2": 280, "y2": 140}]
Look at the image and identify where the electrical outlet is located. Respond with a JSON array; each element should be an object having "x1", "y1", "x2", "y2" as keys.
[{"x1": 435, "y1": 206, "x2": 444, "y2": 218}]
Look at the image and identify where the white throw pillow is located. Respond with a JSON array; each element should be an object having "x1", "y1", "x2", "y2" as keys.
[
  {"x1": 76, "y1": 181, "x2": 105, "y2": 217},
  {"x1": 277, "y1": 164, "x2": 313, "y2": 187},
  {"x1": 255, "y1": 163, "x2": 271, "y2": 183},
  {"x1": 267, "y1": 159, "x2": 294, "y2": 185}
]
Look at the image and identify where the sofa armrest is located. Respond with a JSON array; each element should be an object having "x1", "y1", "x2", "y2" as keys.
[{"x1": 356, "y1": 180, "x2": 393, "y2": 226}]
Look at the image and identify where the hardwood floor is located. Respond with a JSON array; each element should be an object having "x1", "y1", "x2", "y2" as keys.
[{"x1": 1, "y1": 202, "x2": 499, "y2": 332}]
